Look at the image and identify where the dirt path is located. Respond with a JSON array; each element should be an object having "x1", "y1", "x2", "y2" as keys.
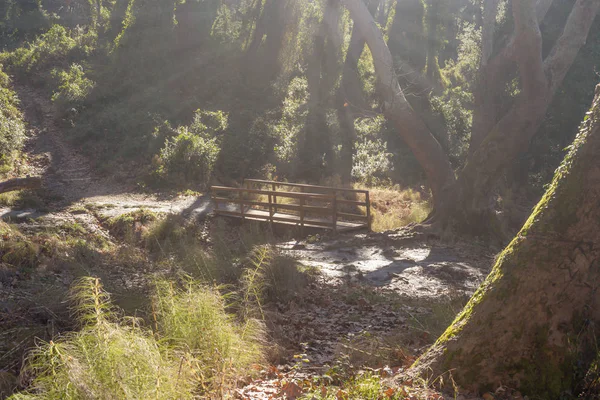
[{"x1": 13, "y1": 84, "x2": 211, "y2": 219}]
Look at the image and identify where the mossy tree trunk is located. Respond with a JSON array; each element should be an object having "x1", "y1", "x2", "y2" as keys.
[{"x1": 410, "y1": 84, "x2": 600, "y2": 398}]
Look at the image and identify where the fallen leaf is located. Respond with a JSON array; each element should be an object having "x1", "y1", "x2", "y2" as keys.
[
  {"x1": 384, "y1": 387, "x2": 396, "y2": 397},
  {"x1": 281, "y1": 382, "x2": 303, "y2": 400}
]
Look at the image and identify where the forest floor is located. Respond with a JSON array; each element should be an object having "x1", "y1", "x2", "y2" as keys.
[{"x1": 0, "y1": 86, "x2": 497, "y2": 399}]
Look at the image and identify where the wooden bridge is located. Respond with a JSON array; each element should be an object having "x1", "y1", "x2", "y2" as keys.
[{"x1": 211, "y1": 179, "x2": 371, "y2": 233}]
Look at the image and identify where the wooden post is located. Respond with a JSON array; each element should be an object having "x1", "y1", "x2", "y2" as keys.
[
  {"x1": 332, "y1": 195, "x2": 337, "y2": 233},
  {"x1": 365, "y1": 191, "x2": 371, "y2": 231},
  {"x1": 300, "y1": 197, "x2": 305, "y2": 237},
  {"x1": 272, "y1": 183, "x2": 277, "y2": 214},
  {"x1": 240, "y1": 190, "x2": 245, "y2": 222},
  {"x1": 268, "y1": 194, "x2": 274, "y2": 225}
]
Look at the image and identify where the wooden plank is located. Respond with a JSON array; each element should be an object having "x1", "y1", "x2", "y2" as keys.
[
  {"x1": 336, "y1": 212, "x2": 369, "y2": 221},
  {"x1": 366, "y1": 191, "x2": 371, "y2": 230},
  {"x1": 212, "y1": 197, "x2": 333, "y2": 215},
  {"x1": 211, "y1": 186, "x2": 334, "y2": 200},
  {"x1": 336, "y1": 198, "x2": 368, "y2": 206},
  {"x1": 244, "y1": 179, "x2": 369, "y2": 195},
  {"x1": 215, "y1": 209, "x2": 335, "y2": 228}
]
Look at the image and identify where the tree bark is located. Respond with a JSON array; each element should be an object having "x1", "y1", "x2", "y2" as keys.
[
  {"x1": 341, "y1": 0, "x2": 455, "y2": 210},
  {"x1": 300, "y1": 0, "x2": 342, "y2": 180},
  {"x1": 445, "y1": 0, "x2": 600, "y2": 234},
  {"x1": 469, "y1": 0, "x2": 557, "y2": 154},
  {"x1": 0, "y1": 177, "x2": 42, "y2": 194},
  {"x1": 410, "y1": 84, "x2": 600, "y2": 398},
  {"x1": 337, "y1": 0, "x2": 380, "y2": 183}
]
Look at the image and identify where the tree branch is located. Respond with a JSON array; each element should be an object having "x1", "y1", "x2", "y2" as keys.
[
  {"x1": 0, "y1": 177, "x2": 42, "y2": 194},
  {"x1": 341, "y1": 0, "x2": 455, "y2": 206},
  {"x1": 470, "y1": 0, "x2": 555, "y2": 153},
  {"x1": 543, "y1": 0, "x2": 600, "y2": 96},
  {"x1": 481, "y1": 0, "x2": 501, "y2": 66}
]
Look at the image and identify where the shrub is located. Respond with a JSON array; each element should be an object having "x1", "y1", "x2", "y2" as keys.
[
  {"x1": 51, "y1": 63, "x2": 95, "y2": 106},
  {"x1": 155, "y1": 109, "x2": 227, "y2": 188},
  {"x1": 3, "y1": 25, "x2": 76, "y2": 73},
  {"x1": 352, "y1": 116, "x2": 394, "y2": 186},
  {"x1": 10, "y1": 277, "x2": 195, "y2": 400},
  {"x1": 152, "y1": 278, "x2": 265, "y2": 393},
  {"x1": 0, "y1": 68, "x2": 25, "y2": 171}
]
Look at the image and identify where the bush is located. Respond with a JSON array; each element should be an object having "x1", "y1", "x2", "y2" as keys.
[
  {"x1": 352, "y1": 116, "x2": 394, "y2": 186},
  {"x1": 0, "y1": 68, "x2": 26, "y2": 171},
  {"x1": 51, "y1": 63, "x2": 95, "y2": 106},
  {"x1": 1, "y1": 25, "x2": 97, "y2": 79},
  {"x1": 10, "y1": 277, "x2": 195, "y2": 400},
  {"x1": 154, "y1": 109, "x2": 227, "y2": 188},
  {"x1": 152, "y1": 278, "x2": 265, "y2": 392}
]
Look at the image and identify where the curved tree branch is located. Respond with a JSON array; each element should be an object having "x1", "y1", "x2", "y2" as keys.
[{"x1": 341, "y1": 0, "x2": 455, "y2": 207}]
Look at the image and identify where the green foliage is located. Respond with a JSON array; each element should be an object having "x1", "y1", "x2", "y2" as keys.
[
  {"x1": 352, "y1": 116, "x2": 394, "y2": 186},
  {"x1": 300, "y1": 372, "x2": 404, "y2": 400},
  {"x1": 0, "y1": 67, "x2": 25, "y2": 170},
  {"x1": 152, "y1": 277, "x2": 265, "y2": 392},
  {"x1": 0, "y1": 0, "x2": 51, "y2": 50},
  {"x1": 154, "y1": 109, "x2": 227, "y2": 188},
  {"x1": 9, "y1": 277, "x2": 195, "y2": 400},
  {"x1": 2, "y1": 25, "x2": 95, "y2": 74},
  {"x1": 51, "y1": 63, "x2": 95, "y2": 105}
]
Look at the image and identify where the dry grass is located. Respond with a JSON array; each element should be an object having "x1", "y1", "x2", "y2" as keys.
[{"x1": 354, "y1": 184, "x2": 431, "y2": 232}]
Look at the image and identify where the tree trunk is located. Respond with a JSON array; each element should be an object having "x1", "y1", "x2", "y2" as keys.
[
  {"x1": 0, "y1": 177, "x2": 42, "y2": 194},
  {"x1": 337, "y1": 0, "x2": 380, "y2": 184},
  {"x1": 341, "y1": 0, "x2": 455, "y2": 210},
  {"x1": 410, "y1": 84, "x2": 600, "y2": 398},
  {"x1": 300, "y1": 0, "x2": 341, "y2": 180},
  {"x1": 439, "y1": 0, "x2": 600, "y2": 235}
]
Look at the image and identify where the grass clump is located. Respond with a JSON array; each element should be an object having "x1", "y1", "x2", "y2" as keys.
[
  {"x1": 0, "y1": 222, "x2": 39, "y2": 271},
  {"x1": 9, "y1": 277, "x2": 195, "y2": 400},
  {"x1": 361, "y1": 185, "x2": 431, "y2": 232},
  {"x1": 152, "y1": 277, "x2": 265, "y2": 394},
  {"x1": 105, "y1": 208, "x2": 159, "y2": 242}
]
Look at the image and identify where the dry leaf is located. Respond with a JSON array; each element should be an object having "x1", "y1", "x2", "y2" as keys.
[{"x1": 281, "y1": 381, "x2": 303, "y2": 400}]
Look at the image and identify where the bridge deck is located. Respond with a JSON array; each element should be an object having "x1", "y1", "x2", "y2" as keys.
[
  {"x1": 214, "y1": 204, "x2": 366, "y2": 232},
  {"x1": 211, "y1": 180, "x2": 371, "y2": 233}
]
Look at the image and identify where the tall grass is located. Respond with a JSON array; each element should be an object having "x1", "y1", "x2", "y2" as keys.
[
  {"x1": 10, "y1": 276, "x2": 266, "y2": 399},
  {"x1": 10, "y1": 277, "x2": 194, "y2": 400},
  {"x1": 358, "y1": 185, "x2": 431, "y2": 232},
  {"x1": 152, "y1": 277, "x2": 265, "y2": 394}
]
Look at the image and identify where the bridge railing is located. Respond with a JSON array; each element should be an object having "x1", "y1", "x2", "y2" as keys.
[
  {"x1": 211, "y1": 180, "x2": 371, "y2": 232},
  {"x1": 244, "y1": 179, "x2": 371, "y2": 230}
]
